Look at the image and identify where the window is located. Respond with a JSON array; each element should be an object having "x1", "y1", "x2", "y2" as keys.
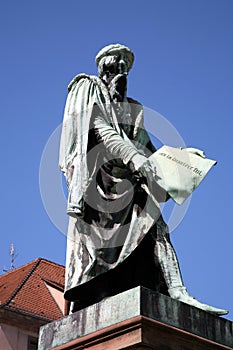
[{"x1": 28, "y1": 336, "x2": 38, "y2": 350}]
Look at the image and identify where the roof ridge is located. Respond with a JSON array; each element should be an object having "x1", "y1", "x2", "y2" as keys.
[
  {"x1": 2, "y1": 258, "x2": 42, "y2": 307},
  {"x1": 0, "y1": 257, "x2": 41, "y2": 278},
  {"x1": 43, "y1": 278, "x2": 64, "y2": 290},
  {"x1": 38, "y1": 257, "x2": 65, "y2": 268},
  {"x1": 0, "y1": 257, "x2": 64, "y2": 279}
]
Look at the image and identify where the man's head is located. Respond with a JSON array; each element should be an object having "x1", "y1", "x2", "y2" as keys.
[{"x1": 95, "y1": 44, "x2": 134, "y2": 80}]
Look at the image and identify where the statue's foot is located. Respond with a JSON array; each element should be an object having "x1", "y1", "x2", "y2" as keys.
[{"x1": 168, "y1": 287, "x2": 228, "y2": 315}]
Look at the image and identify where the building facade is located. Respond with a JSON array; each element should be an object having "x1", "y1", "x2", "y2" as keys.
[{"x1": 0, "y1": 258, "x2": 65, "y2": 350}]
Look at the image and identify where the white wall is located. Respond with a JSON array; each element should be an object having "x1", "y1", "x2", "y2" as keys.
[{"x1": 0, "y1": 323, "x2": 37, "y2": 350}]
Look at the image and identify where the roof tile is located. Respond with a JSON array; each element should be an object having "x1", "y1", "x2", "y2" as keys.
[{"x1": 0, "y1": 258, "x2": 65, "y2": 321}]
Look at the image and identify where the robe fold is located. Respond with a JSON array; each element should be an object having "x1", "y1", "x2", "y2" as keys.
[{"x1": 59, "y1": 74, "x2": 167, "y2": 303}]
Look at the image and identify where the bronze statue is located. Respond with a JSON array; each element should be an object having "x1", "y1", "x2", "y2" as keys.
[{"x1": 59, "y1": 44, "x2": 228, "y2": 315}]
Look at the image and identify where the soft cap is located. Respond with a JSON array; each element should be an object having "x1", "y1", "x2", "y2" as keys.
[{"x1": 95, "y1": 44, "x2": 134, "y2": 71}]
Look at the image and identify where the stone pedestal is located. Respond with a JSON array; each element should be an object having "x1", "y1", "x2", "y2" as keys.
[{"x1": 38, "y1": 286, "x2": 233, "y2": 349}]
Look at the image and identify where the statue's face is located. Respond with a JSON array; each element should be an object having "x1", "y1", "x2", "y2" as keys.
[
  {"x1": 115, "y1": 54, "x2": 129, "y2": 75},
  {"x1": 99, "y1": 53, "x2": 129, "y2": 101},
  {"x1": 100, "y1": 54, "x2": 129, "y2": 83}
]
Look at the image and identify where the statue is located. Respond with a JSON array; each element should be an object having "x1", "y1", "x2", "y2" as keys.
[{"x1": 59, "y1": 44, "x2": 228, "y2": 315}]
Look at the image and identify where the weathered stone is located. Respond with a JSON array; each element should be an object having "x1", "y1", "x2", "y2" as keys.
[{"x1": 38, "y1": 287, "x2": 233, "y2": 349}]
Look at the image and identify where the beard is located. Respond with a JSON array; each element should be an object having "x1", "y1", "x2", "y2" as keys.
[{"x1": 107, "y1": 74, "x2": 127, "y2": 102}]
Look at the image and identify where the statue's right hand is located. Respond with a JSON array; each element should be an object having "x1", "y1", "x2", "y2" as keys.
[
  {"x1": 130, "y1": 154, "x2": 156, "y2": 183},
  {"x1": 130, "y1": 153, "x2": 148, "y2": 172}
]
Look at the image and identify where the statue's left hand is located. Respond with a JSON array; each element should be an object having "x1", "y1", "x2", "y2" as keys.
[{"x1": 185, "y1": 147, "x2": 206, "y2": 158}]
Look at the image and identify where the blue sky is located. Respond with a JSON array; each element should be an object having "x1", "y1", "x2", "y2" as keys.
[{"x1": 1, "y1": 0, "x2": 233, "y2": 320}]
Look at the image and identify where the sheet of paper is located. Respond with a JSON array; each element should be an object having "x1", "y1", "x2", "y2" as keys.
[{"x1": 149, "y1": 146, "x2": 216, "y2": 205}]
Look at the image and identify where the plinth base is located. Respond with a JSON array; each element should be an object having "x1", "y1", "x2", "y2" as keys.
[{"x1": 38, "y1": 286, "x2": 233, "y2": 350}]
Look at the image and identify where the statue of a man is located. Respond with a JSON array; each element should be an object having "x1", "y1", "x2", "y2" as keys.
[{"x1": 59, "y1": 44, "x2": 227, "y2": 315}]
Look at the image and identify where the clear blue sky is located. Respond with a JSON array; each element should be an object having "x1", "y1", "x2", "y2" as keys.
[{"x1": 1, "y1": 0, "x2": 233, "y2": 320}]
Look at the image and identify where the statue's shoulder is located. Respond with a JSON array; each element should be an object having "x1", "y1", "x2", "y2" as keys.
[
  {"x1": 68, "y1": 73, "x2": 102, "y2": 92},
  {"x1": 127, "y1": 97, "x2": 142, "y2": 106},
  {"x1": 127, "y1": 97, "x2": 143, "y2": 111}
]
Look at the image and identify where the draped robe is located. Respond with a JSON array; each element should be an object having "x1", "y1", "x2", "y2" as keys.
[{"x1": 59, "y1": 74, "x2": 168, "y2": 306}]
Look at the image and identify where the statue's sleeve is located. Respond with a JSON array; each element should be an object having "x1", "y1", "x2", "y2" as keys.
[
  {"x1": 59, "y1": 85, "x2": 79, "y2": 174},
  {"x1": 94, "y1": 114, "x2": 142, "y2": 165},
  {"x1": 59, "y1": 77, "x2": 94, "y2": 175}
]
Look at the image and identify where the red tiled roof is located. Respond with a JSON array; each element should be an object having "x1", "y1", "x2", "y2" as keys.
[{"x1": 0, "y1": 258, "x2": 65, "y2": 321}]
